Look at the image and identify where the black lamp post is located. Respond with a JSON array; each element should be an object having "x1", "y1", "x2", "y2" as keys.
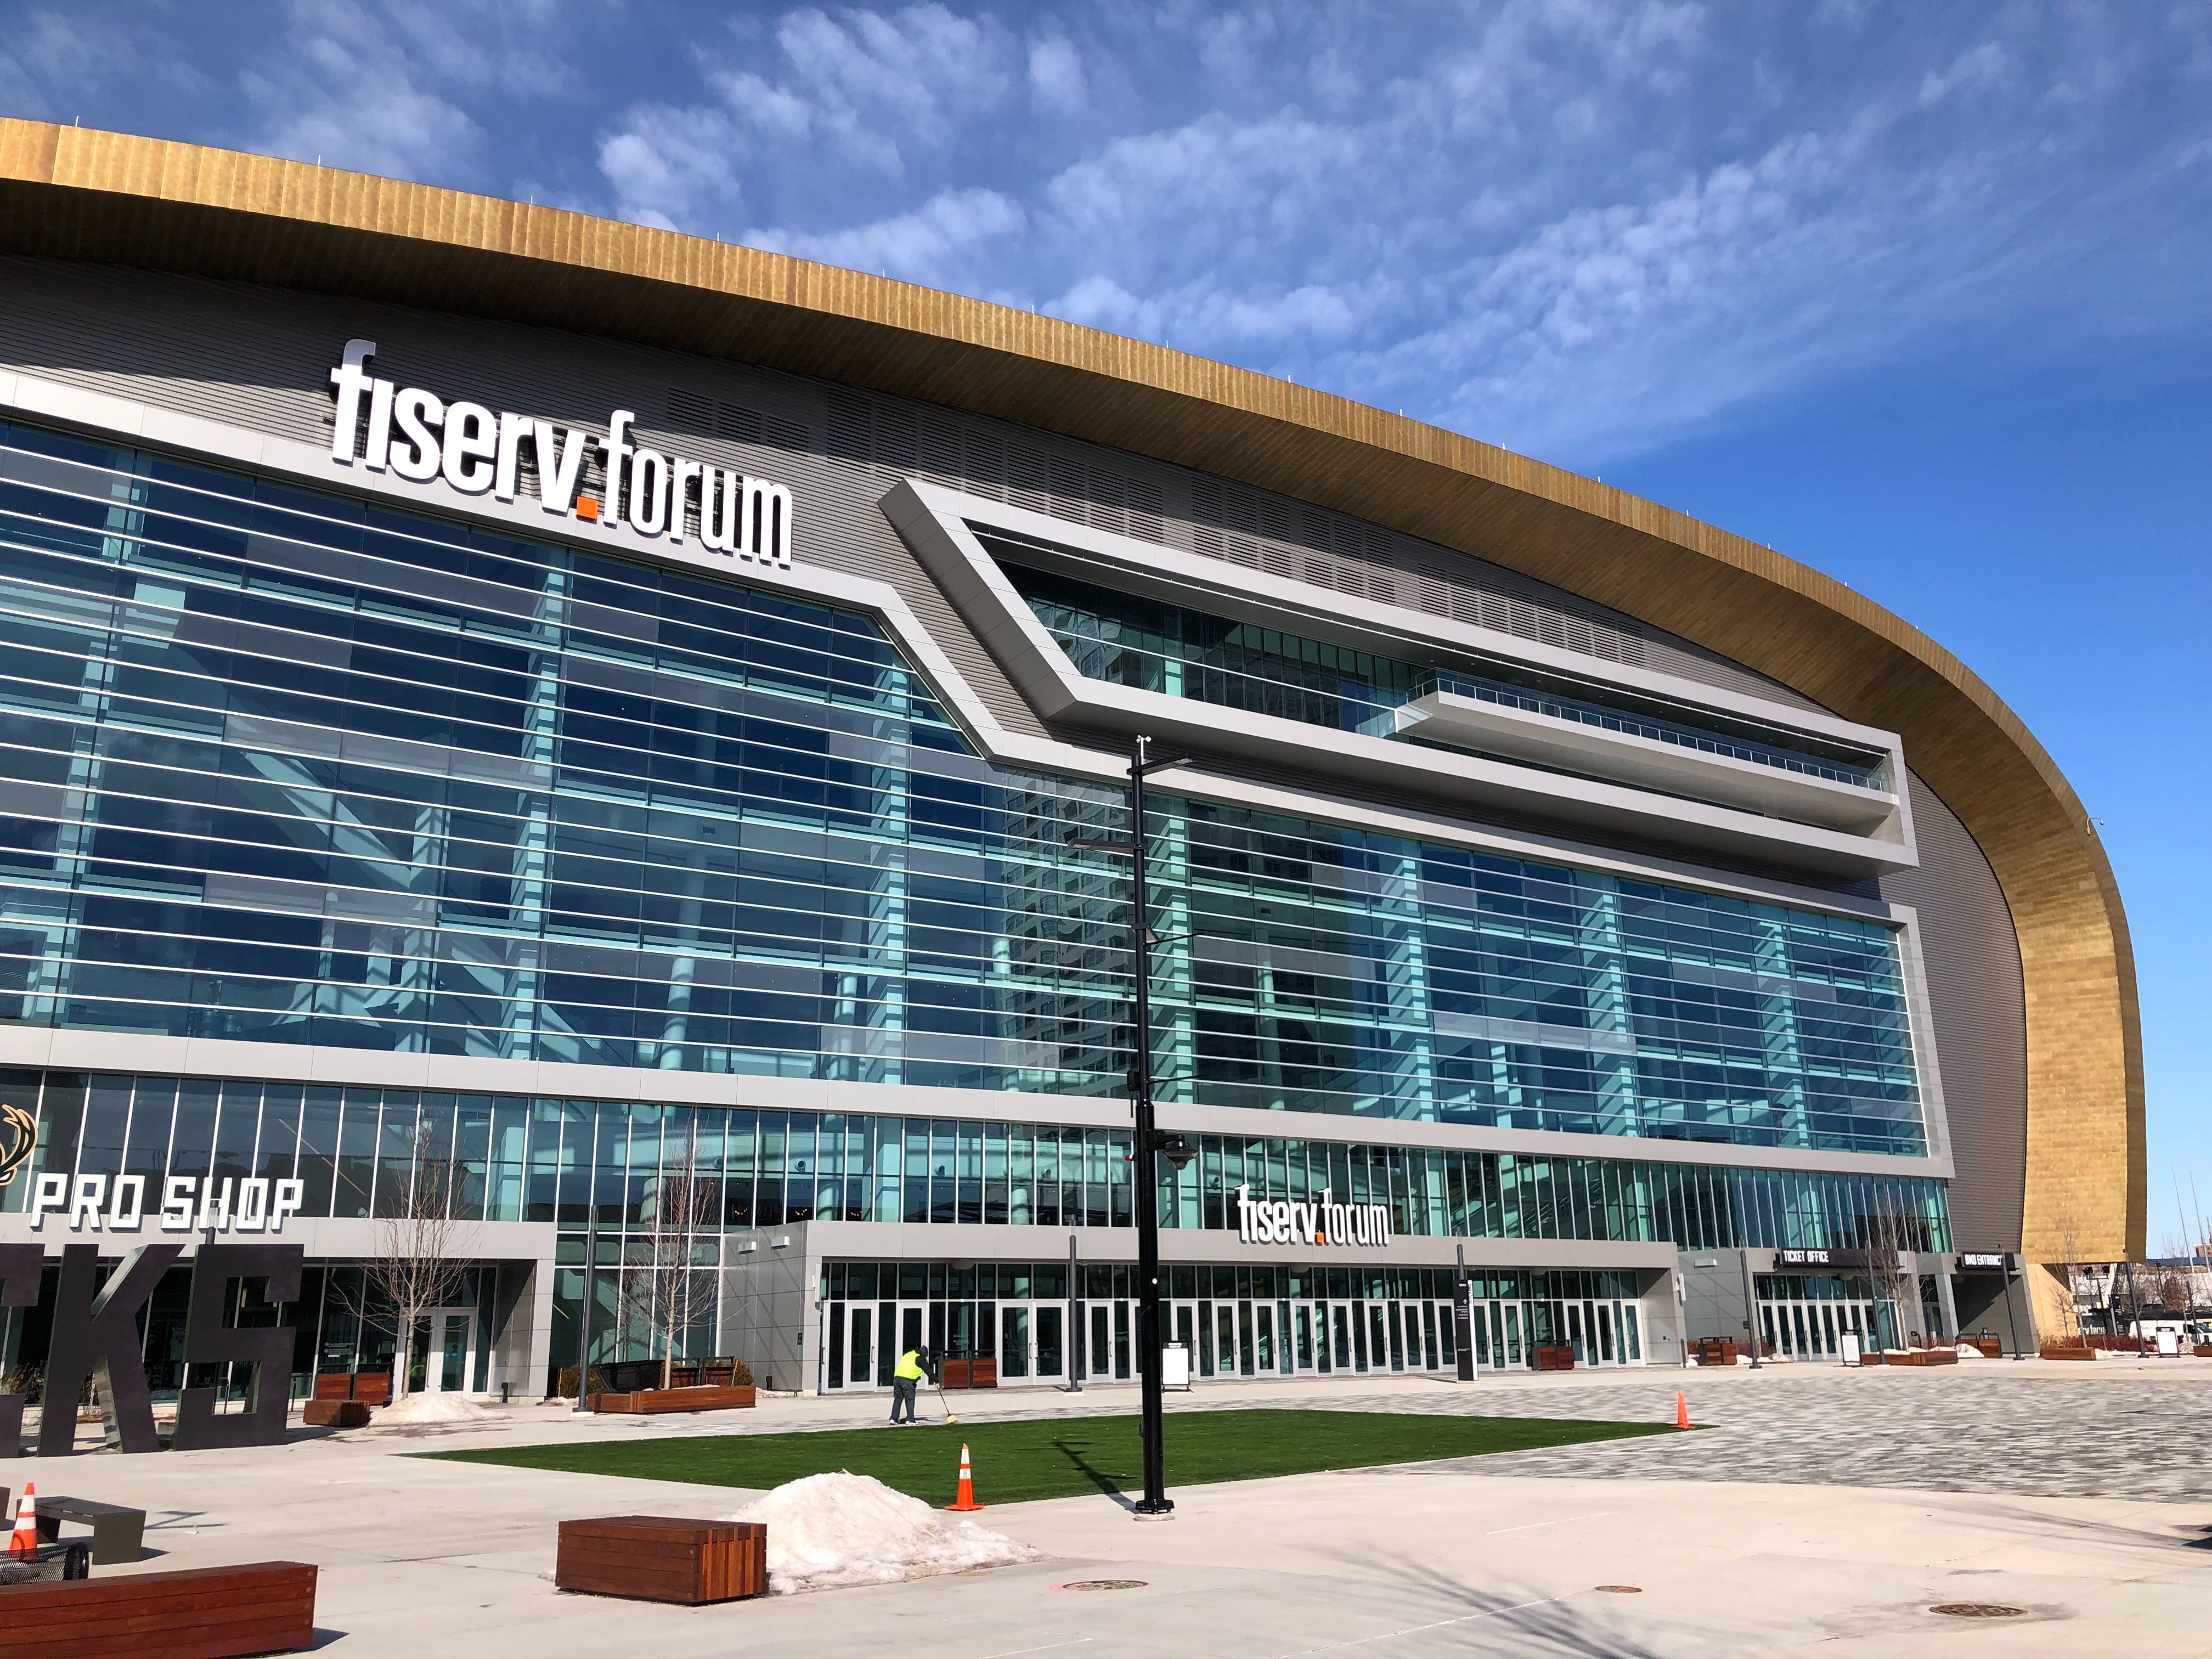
[{"x1": 1073, "y1": 735, "x2": 1197, "y2": 1519}]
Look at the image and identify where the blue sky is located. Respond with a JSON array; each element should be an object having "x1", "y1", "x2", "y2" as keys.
[{"x1": 5, "y1": 1, "x2": 2209, "y2": 1249}]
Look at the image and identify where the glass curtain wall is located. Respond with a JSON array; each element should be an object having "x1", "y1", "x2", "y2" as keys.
[
  {"x1": 0, "y1": 419, "x2": 1921, "y2": 1153},
  {"x1": 1, "y1": 1071, "x2": 1951, "y2": 1254}
]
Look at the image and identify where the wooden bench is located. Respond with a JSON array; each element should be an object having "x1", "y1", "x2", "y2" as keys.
[
  {"x1": 588, "y1": 1385, "x2": 756, "y2": 1415},
  {"x1": 557, "y1": 1516, "x2": 766, "y2": 1605},
  {"x1": 312, "y1": 1373, "x2": 391, "y2": 1406},
  {"x1": 301, "y1": 1400, "x2": 372, "y2": 1429},
  {"x1": 32, "y1": 1496, "x2": 146, "y2": 1566},
  {"x1": 2039, "y1": 1344, "x2": 2096, "y2": 1361},
  {"x1": 941, "y1": 1358, "x2": 997, "y2": 1389},
  {"x1": 0, "y1": 1560, "x2": 316, "y2": 1657},
  {"x1": 1882, "y1": 1348, "x2": 1958, "y2": 1367}
]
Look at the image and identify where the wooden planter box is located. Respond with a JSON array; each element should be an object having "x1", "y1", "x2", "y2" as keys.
[
  {"x1": 1533, "y1": 1345, "x2": 1575, "y2": 1372},
  {"x1": 1690, "y1": 1340, "x2": 1737, "y2": 1367},
  {"x1": 1969, "y1": 1336, "x2": 2002, "y2": 1358},
  {"x1": 312, "y1": 1373, "x2": 391, "y2": 1406},
  {"x1": 1884, "y1": 1348, "x2": 1957, "y2": 1367},
  {"x1": 2040, "y1": 1344, "x2": 2096, "y2": 1361},
  {"x1": 302, "y1": 1400, "x2": 372, "y2": 1429},
  {"x1": 556, "y1": 1517, "x2": 766, "y2": 1605},
  {"x1": 2194, "y1": 1345, "x2": 2212, "y2": 1359},
  {"x1": 941, "y1": 1358, "x2": 998, "y2": 1389},
  {"x1": 0, "y1": 1561, "x2": 317, "y2": 1658},
  {"x1": 588, "y1": 1385, "x2": 756, "y2": 1415}
]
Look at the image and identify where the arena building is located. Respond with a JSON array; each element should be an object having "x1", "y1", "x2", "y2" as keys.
[{"x1": 0, "y1": 123, "x2": 2142, "y2": 1401}]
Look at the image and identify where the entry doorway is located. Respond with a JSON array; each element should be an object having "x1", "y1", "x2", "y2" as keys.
[
  {"x1": 1081, "y1": 1298, "x2": 1131, "y2": 1381},
  {"x1": 408, "y1": 1307, "x2": 477, "y2": 1395},
  {"x1": 1756, "y1": 1275, "x2": 1883, "y2": 1361}
]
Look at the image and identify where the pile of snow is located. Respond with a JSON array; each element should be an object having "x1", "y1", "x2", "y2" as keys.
[
  {"x1": 727, "y1": 1471, "x2": 1039, "y2": 1595},
  {"x1": 374, "y1": 1391, "x2": 501, "y2": 1426},
  {"x1": 1955, "y1": 1342, "x2": 1987, "y2": 1358}
]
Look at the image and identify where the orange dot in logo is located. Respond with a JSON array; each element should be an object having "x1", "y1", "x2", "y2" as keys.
[{"x1": 575, "y1": 495, "x2": 600, "y2": 521}]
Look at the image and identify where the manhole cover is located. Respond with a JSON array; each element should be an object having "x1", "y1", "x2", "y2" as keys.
[
  {"x1": 1929, "y1": 1604, "x2": 2025, "y2": 1619},
  {"x1": 1595, "y1": 1585, "x2": 1642, "y2": 1594},
  {"x1": 1059, "y1": 1579, "x2": 1148, "y2": 1592}
]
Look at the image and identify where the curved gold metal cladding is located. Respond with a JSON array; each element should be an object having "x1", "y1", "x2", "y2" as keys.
[{"x1": 0, "y1": 120, "x2": 2143, "y2": 1269}]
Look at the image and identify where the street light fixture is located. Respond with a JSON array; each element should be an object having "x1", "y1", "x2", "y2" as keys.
[{"x1": 1069, "y1": 734, "x2": 1192, "y2": 1519}]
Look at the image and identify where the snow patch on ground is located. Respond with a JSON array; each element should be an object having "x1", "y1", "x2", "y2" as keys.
[
  {"x1": 727, "y1": 1471, "x2": 1040, "y2": 1595},
  {"x1": 374, "y1": 1391, "x2": 501, "y2": 1425}
]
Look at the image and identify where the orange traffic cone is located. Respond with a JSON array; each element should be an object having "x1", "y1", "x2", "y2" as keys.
[
  {"x1": 945, "y1": 1442, "x2": 985, "y2": 1512},
  {"x1": 1674, "y1": 1392, "x2": 1691, "y2": 1430},
  {"x1": 8, "y1": 1482, "x2": 37, "y2": 1560}
]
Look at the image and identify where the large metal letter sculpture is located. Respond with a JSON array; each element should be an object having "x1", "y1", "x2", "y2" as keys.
[
  {"x1": 0, "y1": 1243, "x2": 39, "y2": 1457},
  {"x1": 41, "y1": 1243, "x2": 182, "y2": 1456},
  {"x1": 171, "y1": 1244, "x2": 304, "y2": 1451}
]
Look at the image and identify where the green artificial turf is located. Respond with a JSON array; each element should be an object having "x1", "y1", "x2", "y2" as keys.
[{"x1": 426, "y1": 1408, "x2": 1674, "y2": 1506}]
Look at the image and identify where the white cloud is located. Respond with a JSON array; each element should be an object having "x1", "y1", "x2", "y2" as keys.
[
  {"x1": 380, "y1": 0, "x2": 577, "y2": 98},
  {"x1": 597, "y1": 106, "x2": 745, "y2": 229},
  {"x1": 705, "y1": 3, "x2": 1017, "y2": 173},
  {"x1": 0, "y1": 10, "x2": 165, "y2": 117},
  {"x1": 1029, "y1": 36, "x2": 1086, "y2": 116},
  {"x1": 241, "y1": 2, "x2": 486, "y2": 183},
  {"x1": 236, "y1": 0, "x2": 573, "y2": 184},
  {"x1": 1918, "y1": 40, "x2": 2008, "y2": 108},
  {"x1": 1043, "y1": 109, "x2": 1368, "y2": 251},
  {"x1": 748, "y1": 186, "x2": 1024, "y2": 284}
]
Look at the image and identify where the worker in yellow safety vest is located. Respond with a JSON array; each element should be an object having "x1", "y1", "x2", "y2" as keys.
[{"x1": 890, "y1": 1346, "x2": 925, "y2": 1424}]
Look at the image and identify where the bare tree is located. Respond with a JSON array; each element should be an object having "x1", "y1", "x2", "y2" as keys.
[
  {"x1": 615, "y1": 1123, "x2": 719, "y2": 1390},
  {"x1": 1862, "y1": 1187, "x2": 1924, "y2": 1350},
  {"x1": 2050, "y1": 1206, "x2": 2090, "y2": 1344},
  {"x1": 343, "y1": 1122, "x2": 477, "y2": 1401}
]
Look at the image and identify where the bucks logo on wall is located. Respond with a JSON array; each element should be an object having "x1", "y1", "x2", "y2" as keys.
[{"x1": 0, "y1": 1098, "x2": 33, "y2": 1189}]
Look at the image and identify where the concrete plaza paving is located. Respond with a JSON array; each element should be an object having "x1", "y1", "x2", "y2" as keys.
[{"x1": 10, "y1": 1357, "x2": 2212, "y2": 1656}]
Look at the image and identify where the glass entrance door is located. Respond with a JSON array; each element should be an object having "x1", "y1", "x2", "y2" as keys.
[
  {"x1": 837, "y1": 1302, "x2": 877, "y2": 1390},
  {"x1": 1756, "y1": 1275, "x2": 1882, "y2": 1361},
  {"x1": 417, "y1": 1307, "x2": 476, "y2": 1394},
  {"x1": 1083, "y1": 1300, "x2": 1130, "y2": 1380}
]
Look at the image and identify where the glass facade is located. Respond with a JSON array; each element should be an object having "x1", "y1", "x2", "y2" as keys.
[
  {"x1": 0, "y1": 419, "x2": 1925, "y2": 1154},
  {"x1": 994, "y1": 540, "x2": 1887, "y2": 788},
  {"x1": 0, "y1": 1072, "x2": 1950, "y2": 1253}
]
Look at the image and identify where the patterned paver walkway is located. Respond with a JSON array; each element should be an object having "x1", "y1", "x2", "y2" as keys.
[{"x1": 1312, "y1": 1367, "x2": 2212, "y2": 1502}]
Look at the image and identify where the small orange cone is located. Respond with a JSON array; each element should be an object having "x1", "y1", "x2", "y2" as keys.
[
  {"x1": 1674, "y1": 1392, "x2": 1692, "y2": 1430},
  {"x1": 945, "y1": 1442, "x2": 985, "y2": 1512},
  {"x1": 7, "y1": 1482, "x2": 37, "y2": 1560}
]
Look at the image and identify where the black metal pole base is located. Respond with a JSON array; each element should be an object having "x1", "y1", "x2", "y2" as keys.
[{"x1": 1133, "y1": 1497, "x2": 1176, "y2": 1518}]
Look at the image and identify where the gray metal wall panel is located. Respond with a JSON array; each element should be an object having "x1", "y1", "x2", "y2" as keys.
[
  {"x1": 0, "y1": 253, "x2": 1826, "y2": 740},
  {"x1": 1882, "y1": 770, "x2": 2027, "y2": 1248}
]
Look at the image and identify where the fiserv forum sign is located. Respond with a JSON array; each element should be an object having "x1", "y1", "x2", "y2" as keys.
[
  {"x1": 1235, "y1": 1184, "x2": 1393, "y2": 1248},
  {"x1": 328, "y1": 341, "x2": 793, "y2": 567}
]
